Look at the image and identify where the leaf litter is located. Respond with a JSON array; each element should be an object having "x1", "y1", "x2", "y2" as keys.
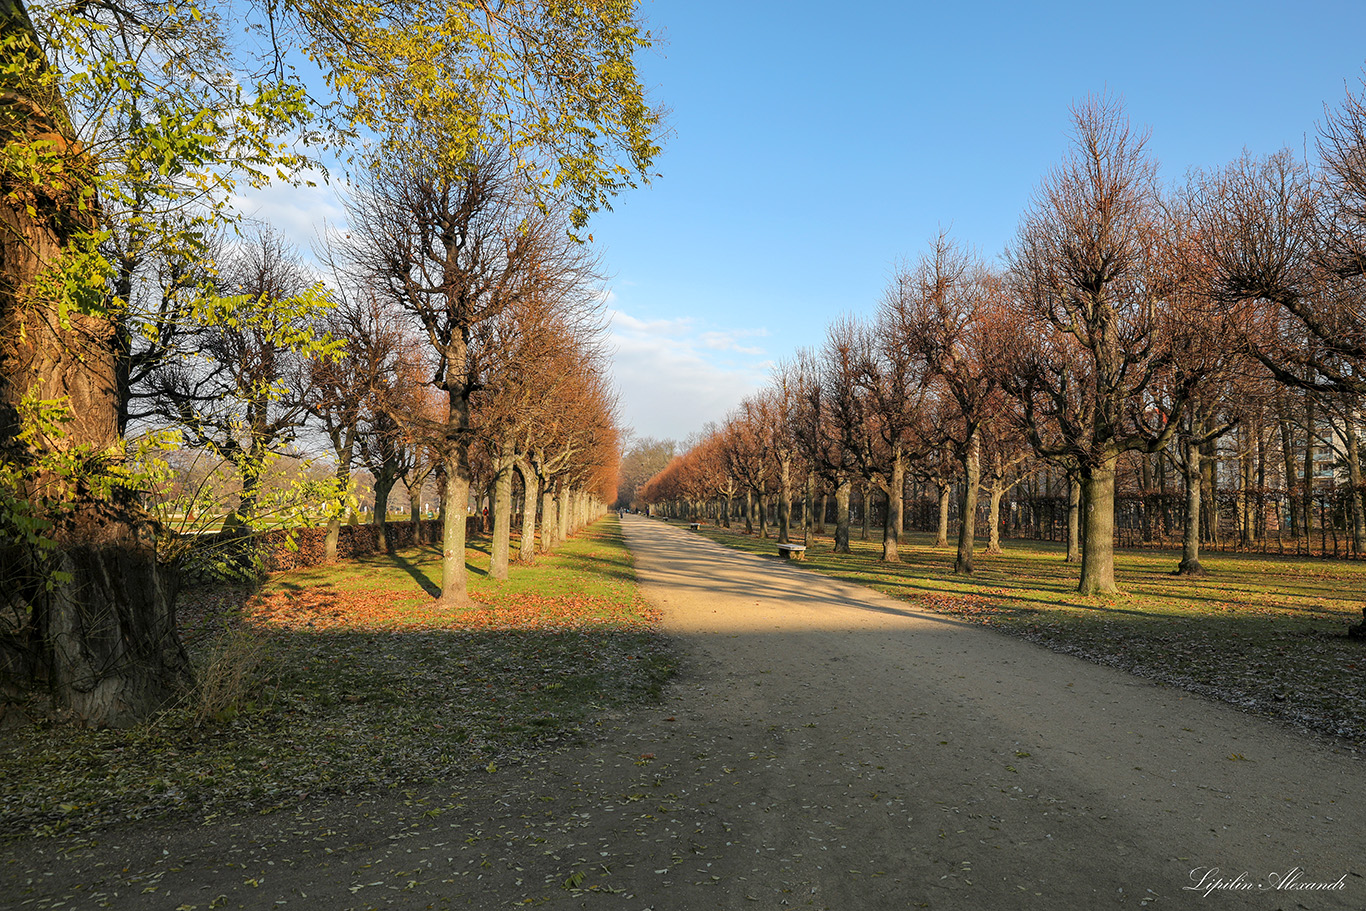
[{"x1": 0, "y1": 525, "x2": 675, "y2": 840}]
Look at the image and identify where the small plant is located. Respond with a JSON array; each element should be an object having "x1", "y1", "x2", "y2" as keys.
[{"x1": 192, "y1": 626, "x2": 273, "y2": 726}]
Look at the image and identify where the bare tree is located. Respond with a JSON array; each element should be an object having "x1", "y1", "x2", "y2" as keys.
[
  {"x1": 304, "y1": 284, "x2": 416, "y2": 560},
  {"x1": 883, "y1": 234, "x2": 1006, "y2": 574},
  {"x1": 144, "y1": 228, "x2": 331, "y2": 540},
  {"x1": 1008, "y1": 96, "x2": 1185, "y2": 595},
  {"x1": 341, "y1": 138, "x2": 589, "y2": 607},
  {"x1": 855, "y1": 306, "x2": 929, "y2": 563}
]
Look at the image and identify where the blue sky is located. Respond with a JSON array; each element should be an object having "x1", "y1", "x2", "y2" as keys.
[{"x1": 240, "y1": 0, "x2": 1366, "y2": 444}]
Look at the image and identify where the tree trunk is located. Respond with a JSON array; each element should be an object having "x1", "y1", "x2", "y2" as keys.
[
  {"x1": 881, "y1": 447, "x2": 903, "y2": 563},
  {"x1": 803, "y1": 471, "x2": 813, "y2": 546},
  {"x1": 955, "y1": 429, "x2": 980, "y2": 574},
  {"x1": 1345, "y1": 411, "x2": 1366, "y2": 556},
  {"x1": 1304, "y1": 399, "x2": 1316, "y2": 549},
  {"x1": 436, "y1": 383, "x2": 475, "y2": 607},
  {"x1": 833, "y1": 479, "x2": 851, "y2": 554},
  {"x1": 743, "y1": 488, "x2": 754, "y2": 534},
  {"x1": 517, "y1": 462, "x2": 538, "y2": 563},
  {"x1": 1175, "y1": 438, "x2": 1207, "y2": 576},
  {"x1": 985, "y1": 477, "x2": 1005, "y2": 555},
  {"x1": 489, "y1": 457, "x2": 515, "y2": 580},
  {"x1": 1066, "y1": 473, "x2": 1082, "y2": 563},
  {"x1": 0, "y1": 13, "x2": 190, "y2": 724},
  {"x1": 373, "y1": 469, "x2": 397, "y2": 554},
  {"x1": 777, "y1": 456, "x2": 792, "y2": 544},
  {"x1": 934, "y1": 479, "x2": 951, "y2": 547},
  {"x1": 757, "y1": 492, "x2": 769, "y2": 539},
  {"x1": 1139, "y1": 453, "x2": 1154, "y2": 544},
  {"x1": 408, "y1": 463, "x2": 434, "y2": 545},
  {"x1": 540, "y1": 486, "x2": 558, "y2": 554},
  {"x1": 41, "y1": 541, "x2": 189, "y2": 727},
  {"x1": 222, "y1": 441, "x2": 264, "y2": 538},
  {"x1": 558, "y1": 485, "x2": 571, "y2": 542},
  {"x1": 1277, "y1": 396, "x2": 1299, "y2": 537},
  {"x1": 1077, "y1": 457, "x2": 1119, "y2": 595},
  {"x1": 860, "y1": 480, "x2": 870, "y2": 541},
  {"x1": 408, "y1": 491, "x2": 423, "y2": 538},
  {"x1": 1200, "y1": 439, "x2": 1217, "y2": 547},
  {"x1": 1256, "y1": 423, "x2": 1267, "y2": 542},
  {"x1": 326, "y1": 428, "x2": 356, "y2": 561}
]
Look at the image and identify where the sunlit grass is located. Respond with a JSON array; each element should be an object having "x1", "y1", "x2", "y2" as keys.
[{"x1": 693, "y1": 521, "x2": 1366, "y2": 750}]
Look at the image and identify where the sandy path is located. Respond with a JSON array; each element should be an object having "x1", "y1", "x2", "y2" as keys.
[
  {"x1": 3, "y1": 516, "x2": 1361, "y2": 910},
  {"x1": 614, "y1": 515, "x2": 1363, "y2": 909}
]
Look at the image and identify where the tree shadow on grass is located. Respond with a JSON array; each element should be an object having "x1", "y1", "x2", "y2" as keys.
[{"x1": 391, "y1": 551, "x2": 442, "y2": 597}]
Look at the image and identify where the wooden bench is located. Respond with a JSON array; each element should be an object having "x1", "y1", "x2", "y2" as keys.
[
  {"x1": 776, "y1": 543, "x2": 807, "y2": 561},
  {"x1": 689, "y1": 522, "x2": 700, "y2": 530}
]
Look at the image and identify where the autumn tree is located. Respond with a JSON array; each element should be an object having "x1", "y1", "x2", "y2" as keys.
[
  {"x1": 616, "y1": 437, "x2": 677, "y2": 510},
  {"x1": 813, "y1": 318, "x2": 880, "y2": 553},
  {"x1": 884, "y1": 234, "x2": 1006, "y2": 574},
  {"x1": 978, "y1": 420, "x2": 1033, "y2": 555},
  {"x1": 303, "y1": 286, "x2": 411, "y2": 559},
  {"x1": 1190, "y1": 94, "x2": 1366, "y2": 551},
  {"x1": 722, "y1": 398, "x2": 773, "y2": 537},
  {"x1": 1008, "y1": 96, "x2": 1186, "y2": 595},
  {"x1": 141, "y1": 229, "x2": 334, "y2": 542},
  {"x1": 343, "y1": 141, "x2": 585, "y2": 605},
  {"x1": 512, "y1": 331, "x2": 620, "y2": 556},
  {"x1": 0, "y1": 0, "x2": 319, "y2": 722},
  {"x1": 689, "y1": 428, "x2": 738, "y2": 526},
  {"x1": 0, "y1": 0, "x2": 660, "y2": 724},
  {"x1": 1154, "y1": 191, "x2": 1252, "y2": 575},
  {"x1": 854, "y1": 307, "x2": 927, "y2": 563},
  {"x1": 790, "y1": 344, "x2": 857, "y2": 552},
  {"x1": 478, "y1": 283, "x2": 608, "y2": 579},
  {"x1": 758, "y1": 369, "x2": 807, "y2": 545}
]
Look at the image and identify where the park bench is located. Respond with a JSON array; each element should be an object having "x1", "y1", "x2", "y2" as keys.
[
  {"x1": 689, "y1": 522, "x2": 700, "y2": 530},
  {"x1": 776, "y1": 543, "x2": 807, "y2": 561}
]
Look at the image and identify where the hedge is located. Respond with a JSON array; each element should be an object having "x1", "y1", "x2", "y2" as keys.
[{"x1": 182, "y1": 516, "x2": 484, "y2": 582}]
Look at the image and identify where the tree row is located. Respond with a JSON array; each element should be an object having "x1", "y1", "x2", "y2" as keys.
[{"x1": 638, "y1": 90, "x2": 1366, "y2": 594}]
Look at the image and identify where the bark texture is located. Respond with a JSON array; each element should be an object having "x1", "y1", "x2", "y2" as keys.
[
  {"x1": 1078, "y1": 460, "x2": 1118, "y2": 595},
  {"x1": 0, "y1": 2, "x2": 189, "y2": 724},
  {"x1": 955, "y1": 430, "x2": 980, "y2": 574}
]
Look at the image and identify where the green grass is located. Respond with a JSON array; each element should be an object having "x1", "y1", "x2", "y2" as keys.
[
  {"x1": 692, "y1": 522, "x2": 1366, "y2": 750},
  {"x1": 0, "y1": 518, "x2": 674, "y2": 839}
]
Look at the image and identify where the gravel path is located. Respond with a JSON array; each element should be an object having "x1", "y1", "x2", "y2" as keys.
[{"x1": 3, "y1": 515, "x2": 1362, "y2": 910}]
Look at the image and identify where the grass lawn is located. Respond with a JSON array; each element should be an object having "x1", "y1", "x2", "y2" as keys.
[
  {"x1": 691, "y1": 521, "x2": 1366, "y2": 751},
  {"x1": 0, "y1": 518, "x2": 674, "y2": 839}
]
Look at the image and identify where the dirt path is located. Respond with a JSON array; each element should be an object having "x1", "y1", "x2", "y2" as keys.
[{"x1": 4, "y1": 516, "x2": 1363, "y2": 910}]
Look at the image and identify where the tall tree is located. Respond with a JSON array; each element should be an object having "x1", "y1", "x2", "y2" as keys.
[
  {"x1": 616, "y1": 437, "x2": 677, "y2": 509},
  {"x1": 303, "y1": 287, "x2": 411, "y2": 560},
  {"x1": 480, "y1": 287, "x2": 607, "y2": 579},
  {"x1": 816, "y1": 319, "x2": 878, "y2": 554},
  {"x1": 1, "y1": 0, "x2": 659, "y2": 724},
  {"x1": 343, "y1": 142, "x2": 589, "y2": 607},
  {"x1": 856, "y1": 312, "x2": 926, "y2": 563},
  {"x1": 884, "y1": 234, "x2": 1005, "y2": 574},
  {"x1": 1008, "y1": 96, "x2": 1185, "y2": 595},
  {"x1": 145, "y1": 230, "x2": 334, "y2": 539}
]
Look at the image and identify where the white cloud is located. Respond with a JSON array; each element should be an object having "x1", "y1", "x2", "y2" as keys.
[
  {"x1": 606, "y1": 306, "x2": 771, "y2": 442},
  {"x1": 229, "y1": 172, "x2": 347, "y2": 263},
  {"x1": 698, "y1": 328, "x2": 769, "y2": 355}
]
